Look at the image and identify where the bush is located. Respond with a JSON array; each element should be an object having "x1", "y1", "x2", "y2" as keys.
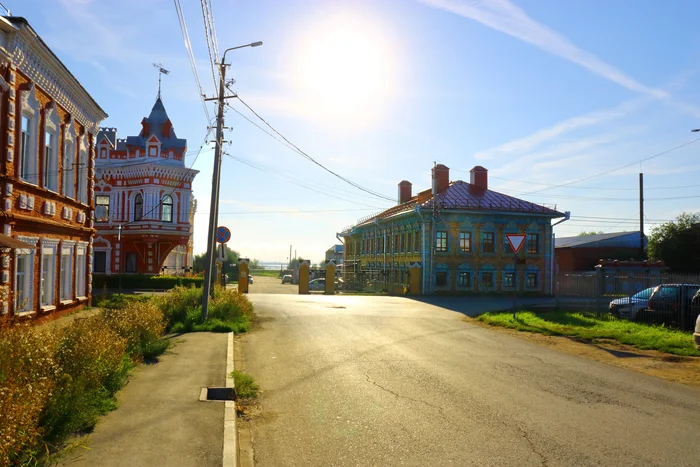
[
  {"x1": 102, "y1": 301, "x2": 168, "y2": 359},
  {"x1": 92, "y1": 274, "x2": 204, "y2": 290},
  {"x1": 0, "y1": 325, "x2": 60, "y2": 465}
]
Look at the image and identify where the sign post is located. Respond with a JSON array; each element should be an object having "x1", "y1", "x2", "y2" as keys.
[{"x1": 506, "y1": 234, "x2": 527, "y2": 320}]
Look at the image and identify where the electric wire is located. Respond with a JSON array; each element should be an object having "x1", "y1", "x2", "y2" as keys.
[
  {"x1": 233, "y1": 94, "x2": 396, "y2": 202},
  {"x1": 199, "y1": 0, "x2": 218, "y2": 87},
  {"x1": 173, "y1": 0, "x2": 211, "y2": 122}
]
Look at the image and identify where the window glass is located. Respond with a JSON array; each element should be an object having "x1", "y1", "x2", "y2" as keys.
[
  {"x1": 482, "y1": 272, "x2": 493, "y2": 287},
  {"x1": 436, "y1": 271, "x2": 447, "y2": 287},
  {"x1": 436, "y1": 231, "x2": 447, "y2": 252},
  {"x1": 504, "y1": 272, "x2": 515, "y2": 287},
  {"x1": 162, "y1": 195, "x2": 173, "y2": 222},
  {"x1": 482, "y1": 232, "x2": 495, "y2": 253},
  {"x1": 459, "y1": 232, "x2": 471, "y2": 252},
  {"x1": 458, "y1": 271, "x2": 471, "y2": 287},
  {"x1": 41, "y1": 250, "x2": 55, "y2": 307},
  {"x1": 95, "y1": 195, "x2": 110, "y2": 222},
  {"x1": 134, "y1": 194, "x2": 144, "y2": 221},
  {"x1": 94, "y1": 251, "x2": 107, "y2": 273},
  {"x1": 527, "y1": 234, "x2": 539, "y2": 254},
  {"x1": 526, "y1": 272, "x2": 538, "y2": 288}
]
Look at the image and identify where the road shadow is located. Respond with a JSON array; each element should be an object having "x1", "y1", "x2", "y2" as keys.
[{"x1": 403, "y1": 295, "x2": 557, "y2": 317}]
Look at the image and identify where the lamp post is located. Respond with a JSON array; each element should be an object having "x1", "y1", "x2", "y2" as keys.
[
  {"x1": 117, "y1": 224, "x2": 122, "y2": 291},
  {"x1": 202, "y1": 41, "x2": 262, "y2": 320}
]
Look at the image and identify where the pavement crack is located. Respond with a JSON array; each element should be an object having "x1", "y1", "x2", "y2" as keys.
[
  {"x1": 516, "y1": 424, "x2": 549, "y2": 467},
  {"x1": 363, "y1": 373, "x2": 451, "y2": 422}
]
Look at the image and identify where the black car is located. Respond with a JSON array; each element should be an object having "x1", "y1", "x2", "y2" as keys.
[{"x1": 640, "y1": 284, "x2": 700, "y2": 330}]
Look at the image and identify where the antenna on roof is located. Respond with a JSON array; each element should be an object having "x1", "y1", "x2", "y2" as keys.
[{"x1": 152, "y1": 63, "x2": 170, "y2": 99}]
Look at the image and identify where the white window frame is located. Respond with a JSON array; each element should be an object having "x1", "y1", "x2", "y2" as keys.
[
  {"x1": 20, "y1": 84, "x2": 40, "y2": 185},
  {"x1": 77, "y1": 134, "x2": 88, "y2": 204},
  {"x1": 44, "y1": 104, "x2": 60, "y2": 192},
  {"x1": 14, "y1": 247, "x2": 36, "y2": 313},
  {"x1": 40, "y1": 240, "x2": 59, "y2": 309},
  {"x1": 60, "y1": 242, "x2": 75, "y2": 302},
  {"x1": 161, "y1": 194, "x2": 173, "y2": 222},
  {"x1": 63, "y1": 117, "x2": 77, "y2": 198},
  {"x1": 95, "y1": 194, "x2": 110, "y2": 222},
  {"x1": 76, "y1": 244, "x2": 87, "y2": 298}
]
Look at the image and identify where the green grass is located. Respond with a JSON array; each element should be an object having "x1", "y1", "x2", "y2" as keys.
[
  {"x1": 93, "y1": 293, "x2": 151, "y2": 310},
  {"x1": 249, "y1": 269, "x2": 281, "y2": 277},
  {"x1": 478, "y1": 310, "x2": 700, "y2": 357},
  {"x1": 231, "y1": 370, "x2": 259, "y2": 399}
]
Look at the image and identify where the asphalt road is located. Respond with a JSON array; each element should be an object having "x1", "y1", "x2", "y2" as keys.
[{"x1": 239, "y1": 291, "x2": 700, "y2": 467}]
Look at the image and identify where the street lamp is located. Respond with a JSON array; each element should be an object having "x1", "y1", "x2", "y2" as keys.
[{"x1": 202, "y1": 40, "x2": 263, "y2": 320}]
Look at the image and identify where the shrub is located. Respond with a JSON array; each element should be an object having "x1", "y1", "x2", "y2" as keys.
[
  {"x1": 154, "y1": 286, "x2": 203, "y2": 331},
  {"x1": 92, "y1": 274, "x2": 204, "y2": 290},
  {"x1": 231, "y1": 370, "x2": 259, "y2": 399},
  {"x1": 158, "y1": 286, "x2": 253, "y2": 333},
  {"x1": 40, "y1": 317, "x2": 132, "y2": 444},
  {"x1": 0, "y1": 324, "x2": 60, "y2": 465},
  {"x1": 102, "y1": 301, "x2": 168, "y2": 359}
]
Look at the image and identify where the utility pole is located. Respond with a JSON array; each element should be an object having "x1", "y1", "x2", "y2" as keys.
[
  {"x1": 201, "y1": 41, "x2": 262, "y2": 320},
  {"x1": 639, "y1": 172, "x2": 644, "y2": 259}
]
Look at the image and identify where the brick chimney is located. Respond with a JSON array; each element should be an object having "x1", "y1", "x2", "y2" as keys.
[
  {"x1": 470, "y1": 166, "x2": 488, "y2": 190},
  {"x1": 432, "y1": 164, "x2": 450, "y2": 195},
  {"x1": 141, "y1": 118, "x2": 150, "y2": 137},
  {"x1": 398, "y1": 180, "x2": 412, "y2": 204}
]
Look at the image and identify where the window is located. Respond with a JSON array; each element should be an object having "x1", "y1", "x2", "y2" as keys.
[
  {"x1": 161, "y1": 195, "x2": 173, "y2": 222},
  {"x1": 40, "y1": 246, "x2": 56, "y2": 307},
  {"x1": 482, "y1": 232, "x2": 495, "y2": 253},
  {"x1": 15, "y1": 249, "x2": 34, "y2": 312},
  {"x1": 94, "y1": 251, "x2": 107, "y2": 273},
  {"x1": 95, "y1": 195, "x2": 110, "y2": 222},
  {"x1": 436, "y1": 271, "x2": 447, "y2": 287},
  {"x1": 415, "y1": 231, "x2": 420, "y2": 253},
  {"x1": 504, "y1": 272, "x2": 515, "y2": 288},
  {"x1": 126, "y1": 253, "x2": 137, "y2": 273},
  {"x1": 20, "y1": 115, "x2": 36, "y2": 183},
  {"x1": 459, "y1": 232, "x2": 471, "y2": 252},
  {"x1": 100, "y1": 147, "x2": 107, "y2": 159},
  {"x1": 76, "y1": 246, "x2": 86, "y2": 297},
  {"x1": 394, "y1": 234, "x2": 400, "y2": 253},
  {"x1": 77, "y1": 137, "x2": 88, "y2": 203},
  {"x1": 526, "y1": 272, "x2": 538, "y2": 288},
  {"x1": 458, "y1": 271, "x2": 471, "y2": 287},
  {"x1": 63, "y1": 141, "x2": 75, "y2": 198},
  {"x1": 482, "y1": 272, "x2": 494, "y2": 288},
  {"x1": 149, "y1": 146, "x2": 158, "y2": 157},
  {"x1": 134, "y1": 193, "x2": 144, "y2": 221},
  {"x1": 44, "y1": 131, "x2": 58, "y2": 191},
  {"x1": 436, "y1": 231, "x2": 448, "y2": 252},
  {"x1": 60, "y1": 245, "x2": 73, "y2": 300},
  {"x1": 527, "y1": 234, "x2": 539, "y2": 254},
  {"x1": 406, "y1": 233, "x2": 412, "y2": 253}
]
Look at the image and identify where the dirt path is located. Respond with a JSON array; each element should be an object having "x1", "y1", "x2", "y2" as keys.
[{"x1": 465, "y1": 317, "x2": 700, "y2": 388}]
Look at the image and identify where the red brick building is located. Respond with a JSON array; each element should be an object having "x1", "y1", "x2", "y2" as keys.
[
  {"x1": 93, "y1": 97, "x2": 197, "y2": 276},
  {"x1": 0, "y1": 16, "x2": 107, "y2": 319}
]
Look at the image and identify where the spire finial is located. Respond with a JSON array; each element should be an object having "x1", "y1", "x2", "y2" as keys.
[{"x1": 152, "y1": 63, "x2": 170, "y2": 99}]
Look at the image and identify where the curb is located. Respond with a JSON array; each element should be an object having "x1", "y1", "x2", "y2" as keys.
[{"x1": 223, "y1": 332, "x2": 238, "y2": 467}]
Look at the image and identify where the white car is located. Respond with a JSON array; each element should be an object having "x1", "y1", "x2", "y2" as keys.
[
  {"x1": 309, "y1": 278, "x2": 325, "y2": 291},
  {"x1": 609, "y1": 287, "x2": 656, "y2": 321},
  {"x1": 694, "y1": 314, "x2": 700, "y2": 350}
]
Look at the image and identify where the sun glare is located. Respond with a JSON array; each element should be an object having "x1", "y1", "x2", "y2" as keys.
[{"x1": 294, "y1": 11, "x2": 397, "y2": 124}]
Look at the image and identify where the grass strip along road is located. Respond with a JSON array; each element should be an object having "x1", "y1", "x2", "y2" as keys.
[{"x1": 478, "y1": 310, "x2": 700, "y2": 356}]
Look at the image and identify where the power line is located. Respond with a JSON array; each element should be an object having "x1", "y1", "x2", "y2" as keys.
[
  {"x1": 199, "y1": 0, "x2": 219, "y2": 88},
  {"x1": 487, "y1": 175, "x2": 700, "y2": 192},
  {"x1": 520, "y1": 136, "x2": 700, "y2": 196},
  {"x1": 199, "y1": 208, "x2": 380, "y2": 215},
  {"x1": 233, "y1": 94, "x2": 396, "y2": 202},
  {"x1": 173, "y1": 0, "x2": 211, "y2": 122}
]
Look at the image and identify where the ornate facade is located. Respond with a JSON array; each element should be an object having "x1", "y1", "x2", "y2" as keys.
[
  {"x1": 339, "y1": 165, "x2": 567, "y2": 294},
  {"x1": 93, "y1": 97, "x2": 197, "y2": 276},
  {"x1": 0, "y1": 16, "x2": 107, "y2": 319}
]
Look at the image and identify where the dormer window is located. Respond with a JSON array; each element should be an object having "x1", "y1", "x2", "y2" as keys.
[{"x1": 149, "y1": 146, "x2": 158, "y2": 157}]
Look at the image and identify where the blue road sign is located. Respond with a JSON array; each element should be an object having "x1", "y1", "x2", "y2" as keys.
[{"x1": 216, "y1": 226, "x2": 231, "y2": 243}]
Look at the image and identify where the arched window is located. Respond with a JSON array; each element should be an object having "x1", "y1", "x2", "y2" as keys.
[
  {"x1": 161, "y1": 195, "x2": 173, "y2": 222},
  {"x1": 134, "y1": 193, "x2": 143, "y2": 221}
]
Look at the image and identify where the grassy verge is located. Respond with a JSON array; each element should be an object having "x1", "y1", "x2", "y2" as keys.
[
  {"x1": 249, "y1": 269, "x2": 280, "y2": 277},
  {"x1": 478, "y1": 310, "x2": 700, "y2": 357},
  {"x1": 231, "y1": 370, "x2": 259, "y2": 399}
]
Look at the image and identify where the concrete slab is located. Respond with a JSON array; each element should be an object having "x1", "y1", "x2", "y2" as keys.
[{"x1": 60, "y1": 333, "x2": 228, "y2": 467}]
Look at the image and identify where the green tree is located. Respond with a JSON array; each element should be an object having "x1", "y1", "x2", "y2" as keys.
[
  {"x1": 578, "y1": 231, "x2": 603, "y2": 236},
  {"x1": 192, "y1": 246, "x2": 241, "y2": 274},
  {"x1": 647, "y1": 212, "x2": 700, "y2": 272}
]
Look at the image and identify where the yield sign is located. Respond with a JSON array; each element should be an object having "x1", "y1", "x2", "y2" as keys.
[{"x1": 506, "y1": 234, "x2": 526, "y2": 254}]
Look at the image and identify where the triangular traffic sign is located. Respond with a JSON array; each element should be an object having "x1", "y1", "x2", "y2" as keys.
[{"x1": 506, "y1": 234, "x2": 526, "y2": 254}]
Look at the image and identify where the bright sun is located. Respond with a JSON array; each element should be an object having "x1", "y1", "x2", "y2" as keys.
[{"x1": 294, "y1": 11, "x2": 397, "y2": 124}]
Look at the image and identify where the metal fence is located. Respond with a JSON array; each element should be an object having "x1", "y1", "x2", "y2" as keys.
[
  {"x1": 338, "y1": 268, "x2": 408, "y2": 294},
  {"x1": 555, "y1": 270, "x2": 700, "y2": 330}
]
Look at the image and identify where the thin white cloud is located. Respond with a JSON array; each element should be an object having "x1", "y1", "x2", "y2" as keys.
[
  {"x1": 474, "y1": 98, "x2": 647, "y2": 160},
  {"x1": 420, "y1": 0, "x2": 668, "y2": 98}
]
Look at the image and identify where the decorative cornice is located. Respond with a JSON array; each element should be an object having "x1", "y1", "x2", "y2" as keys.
[{"x1": 9, "y1": 27, "x2": 107, "y2": 134}]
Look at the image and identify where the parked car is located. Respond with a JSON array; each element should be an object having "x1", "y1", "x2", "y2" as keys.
[
  {"x1": 309, "y1": 278, "x2": 325, "y2": 291},
  {"x1": 608, "y1": 287, "x2": 656, "y2": 321},
  {"x1": 282, "y1": 274, "x2": 293, "y2": 284},
  {"x1": 248, "y1": 275, "x2": 253, "y2": 284},
  {"x1": 640, "y1": 284, "x2": 700, "y2": 330},
  {"x1": 694, "y1": 313, "x2": 700, "y2": 351}
]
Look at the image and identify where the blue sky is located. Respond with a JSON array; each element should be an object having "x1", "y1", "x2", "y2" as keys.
[{"x1": 10, "y1": 0, "x2": 700, "y2": 263}]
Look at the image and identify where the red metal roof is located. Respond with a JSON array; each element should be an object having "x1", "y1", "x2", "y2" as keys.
[{"x1": 354, "y1": 181, "x2": 563, "y2": 228}]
